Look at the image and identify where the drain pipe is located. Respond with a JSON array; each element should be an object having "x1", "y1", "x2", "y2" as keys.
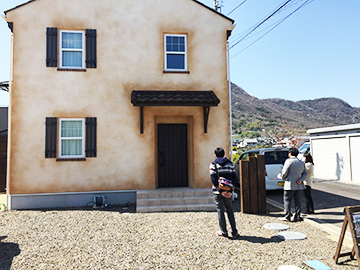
[
  {"x1": 226, "y1": 41, "x2": 233, "y2": 163},
  {"x1": 227, "y1": 41, "x2": 236, "y2": 201},
  {"x1": 6, "y1": 32, "x2": 14, "y2": 210}
]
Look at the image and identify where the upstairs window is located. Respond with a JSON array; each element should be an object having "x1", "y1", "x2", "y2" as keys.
[
  {"x1": 59, "y1": 30, "x2": 85, "y2": 69},
  {"x1": 46, "y1": 28, "x2": 97, "y2": 70},
  {"x1": 164, "y1": 34, "x2": 187, "y2": 71},
  {"x1": 59, "y1": 118, "x2": 85, "y2": 158}
]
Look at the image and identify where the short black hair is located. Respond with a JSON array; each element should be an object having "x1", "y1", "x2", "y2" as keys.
[
  {"x1": 214, "y1": 147, "x2": 225, "y2": 158},
  {"x1": 289, "y1": 147, "x2": 299, "y2": 157}
]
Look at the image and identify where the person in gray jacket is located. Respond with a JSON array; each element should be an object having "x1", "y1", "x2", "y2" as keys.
[{"x1": 279, "y1": 147, "x2": 307, "y2": 222}]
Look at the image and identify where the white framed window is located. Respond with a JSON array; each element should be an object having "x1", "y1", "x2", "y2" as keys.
[
  {"x1": 164, "y1": 34, "x2": 187, "y2": 71},
  {"x1": 59, "y1": 118, "x2": 85, "y2": 158},
  {"x1": 59, "y1": 30, "x2": 85, "y2": 69}
]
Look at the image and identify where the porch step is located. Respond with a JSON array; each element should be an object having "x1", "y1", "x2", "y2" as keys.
[{"x1": 136, "y1": 188, "x2": 215, "y2": 213}]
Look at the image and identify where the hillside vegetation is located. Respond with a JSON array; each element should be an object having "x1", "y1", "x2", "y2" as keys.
[{"x1": 231, "y1": 82, "x2": 360, "y2": 137}]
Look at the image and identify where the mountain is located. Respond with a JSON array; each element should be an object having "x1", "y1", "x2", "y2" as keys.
[{"x1": 231, "y1": 82, "x2": 360, "y2": 135}]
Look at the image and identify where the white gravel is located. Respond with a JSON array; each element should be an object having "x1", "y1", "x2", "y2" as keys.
[{"x1": 0, "y1": 206, "x2": 358, "y2": 269}]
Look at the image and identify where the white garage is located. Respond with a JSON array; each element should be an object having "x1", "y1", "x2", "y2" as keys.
[{"x1": 307, "y1": 124, "x2": 360, "y2": 183}]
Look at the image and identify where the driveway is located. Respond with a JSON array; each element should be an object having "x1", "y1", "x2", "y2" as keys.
[
  {"x1": 266, "y1": 179, "x2": 360, "y2": 248},
  {"x1": 267, "y1": 179, "x2": 360, "y2": 228}
]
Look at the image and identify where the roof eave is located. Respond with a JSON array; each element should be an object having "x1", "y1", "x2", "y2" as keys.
[
  {"x1": 191, "y1": 0, "x2": 234, "y2": 24},
  {"x1": 4, "y1": 0, "x2": 235, "y2": 25},
  {"x1": 4, "y1": 0, "x2": 37, "y2": 15},
  {"x1": 307, "y1": 123, "x2": 360, "y2": 134}
]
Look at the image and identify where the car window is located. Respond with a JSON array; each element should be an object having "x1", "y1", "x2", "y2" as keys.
[
  {"x1": 264, "y1": 151, "x2": 288, "y2": 165},
  {"x1": 298, "y1": 143, "x2": 310, "y2": 154}
]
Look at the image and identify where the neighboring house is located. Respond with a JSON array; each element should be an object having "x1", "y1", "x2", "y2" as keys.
[
  {"x1": 0, "y1": 81, "x2": 10, "y2": 92},
  {"x1": 237, "y1": 138, "x2": 258, "y2": 148},
  {"x1": 4, "y1": 0, "x2": 234, "y2": 209},
  {"x1": 307, "y1": 123, "x2": 360, "y2": 183},
  {"x1": 0, "y1": 106, "x2": 8, "y2": 192}
]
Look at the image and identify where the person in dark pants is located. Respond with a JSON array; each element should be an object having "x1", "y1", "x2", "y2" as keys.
[
  {"x1": 303, "y1": 153, "x2": 315, "y2": 214},
  {"x1": 209, "y1": 147, "x2": 238, "y2": 238},
  {"x1": 279, "y1": 147, "x2": 307, "y2": 222}
]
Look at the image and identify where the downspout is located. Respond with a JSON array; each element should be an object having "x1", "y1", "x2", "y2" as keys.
[
  {"x1": 6, "y1": 27, "x2": 14, "y2": 210},
  {"x1": 227, "y1": 41, "x2": 233, "y2": 162},
  {"x1": 227, "y1": 40, "x2": 236, "y2": 202}
]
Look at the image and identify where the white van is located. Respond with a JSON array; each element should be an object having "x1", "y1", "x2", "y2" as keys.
[{"x1": 235, "y1": 148, "x2": 289, "y2": 190}]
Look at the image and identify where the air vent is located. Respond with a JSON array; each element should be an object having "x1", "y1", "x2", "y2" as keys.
[{"x1": 93, "y1": 195, "x2": 107, "y2": 208}]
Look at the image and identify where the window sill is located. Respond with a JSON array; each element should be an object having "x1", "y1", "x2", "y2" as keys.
[
  {"x1": 163, "y1": 70, "x2": 190, "y2": 74},
  {"x1": 56, "y1": 158, "x2": 86, "y2": 162},
  {"x1": 57, "y1": 68, "x2": 86, "y2": 72}
]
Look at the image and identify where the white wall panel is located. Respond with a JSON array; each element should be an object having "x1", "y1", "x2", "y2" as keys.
[
  {"x1": 350, "y1": 136, "x2": 360, "y2": 183},
  {"x1": 311, "y1": 137, "x2": 350, "y2": 180}
]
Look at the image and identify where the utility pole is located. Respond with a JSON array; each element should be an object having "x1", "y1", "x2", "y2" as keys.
[{"x1": 213, "y1": 0, "x2": 221, "y2": 12}]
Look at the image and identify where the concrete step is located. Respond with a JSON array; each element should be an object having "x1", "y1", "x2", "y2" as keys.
[
  {"x1": 136, "y1": 188, "x2": 215, "y2": 213},
  {"x1": 137, "y1": 188, "x2": 212, "y2": 198},
  {"x1": 136, "y1": 204, "x2": 216, "y2": 213},
  {"x1": 137, "y1": 196, "x2": 213, "y2": 207}
]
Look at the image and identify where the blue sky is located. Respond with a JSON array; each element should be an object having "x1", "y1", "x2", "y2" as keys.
[{"x1": 1, "y1": 0, "x2": 359, "y2": 107}]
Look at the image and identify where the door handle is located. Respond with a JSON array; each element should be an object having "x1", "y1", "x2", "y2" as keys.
[{"x1": 159, "y1": 148, "x2": 165, "y2": 167}]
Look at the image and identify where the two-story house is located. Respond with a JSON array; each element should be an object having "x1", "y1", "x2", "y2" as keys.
[{"x1": 4, "y1": 0, "x2": 234, "y2": 209}]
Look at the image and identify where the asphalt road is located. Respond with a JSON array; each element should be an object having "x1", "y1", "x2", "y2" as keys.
[{"x1": 266, "y1": 179, "x2": 360, "y2": 229}]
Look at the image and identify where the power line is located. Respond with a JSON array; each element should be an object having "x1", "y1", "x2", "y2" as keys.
[
  {"x1": 229, "y1": 0, "x2": 305, "y2": 44},
  {"x1": 230, "y1": 0, "x2": 314, "y2": 59},
  {"x1": 229, "y1": 0, "x2": 292, "y2": 50},
  {"x1": 227, "y1": 0, "x2": 247, "y2": 16}
]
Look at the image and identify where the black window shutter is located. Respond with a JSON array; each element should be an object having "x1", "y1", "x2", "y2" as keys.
[
  {"x1": 46, "y1": 27, "x2": 58, "y2": 67},
  {"x1": 45, "y1": 117, "x2": 57, "y2": 158},
  {"x1": 85, "y1": 117, "x2": 97, "y2": 157},
  {"x1": 85, "y1": 29, "x2": 97, "y2": 68}
]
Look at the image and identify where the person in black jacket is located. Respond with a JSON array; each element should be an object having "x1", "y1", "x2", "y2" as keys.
[{"x1": 209, "y1": 147, "x2": 239, "y2": 238}]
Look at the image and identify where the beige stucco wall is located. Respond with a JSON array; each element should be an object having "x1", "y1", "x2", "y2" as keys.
[{"x1": 5, "y1": 0, "x2": 234, "y2": 194}]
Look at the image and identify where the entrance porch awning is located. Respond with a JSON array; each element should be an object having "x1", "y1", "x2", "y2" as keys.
[{"x1": 131, "y1": 90, "x2": 220, "y2": 134}]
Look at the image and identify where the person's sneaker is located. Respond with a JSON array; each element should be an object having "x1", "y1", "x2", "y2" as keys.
[
  {"x1": 232, "y1": 232, "x2": 240, "y2": 239},
  {"x1": 216, "y1": 231, "x2": 228, "y2": 238},
  {"x1": 278, "y1": 217, "x2": 291, "y2": 222},
  {"x1": 293, "y1": 217, "x2": 304, "y2": 222}
]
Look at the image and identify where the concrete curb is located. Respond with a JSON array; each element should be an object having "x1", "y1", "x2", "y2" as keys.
[{"x1": 266, "y1": 198, "x2": 354, "y2": 248}]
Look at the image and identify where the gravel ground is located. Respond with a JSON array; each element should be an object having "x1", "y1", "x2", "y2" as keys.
[{"x1": 0, "y1": 204, "x2": 358, "y2": 270}]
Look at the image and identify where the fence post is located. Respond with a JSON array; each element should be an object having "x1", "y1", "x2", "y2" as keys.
[
  {"x1": 257, "y1": 155, "x2": 266, "y2": 214},
  {"x1": 240, "y1": 159, "x2": 250, "y2": 213},
  {"x1": 249, "y1": 156, "x2": 258, "y2": 213},
  {"x1": 239, "y1": 155, "x2": 266, "y2": 214}
]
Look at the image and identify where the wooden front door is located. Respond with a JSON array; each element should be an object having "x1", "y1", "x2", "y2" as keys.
[{"x1": 157, "y1": 124, "x2": 188, "y2": 187}]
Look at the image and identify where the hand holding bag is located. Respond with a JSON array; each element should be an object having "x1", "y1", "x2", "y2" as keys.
[{"x1": 214, "y1": 162, "x2": 234, "y2": 196}]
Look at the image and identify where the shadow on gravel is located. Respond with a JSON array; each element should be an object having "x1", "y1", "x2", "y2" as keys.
[
  {"x1": 0, "y1": 236, "x2": 21, "y2": 270},
  {"x1": 232, "y1": 235, "x2": 284, "y2": 244},
  {"x1": 336, "y1": 259, "x2": 359, "y2": 268}
]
